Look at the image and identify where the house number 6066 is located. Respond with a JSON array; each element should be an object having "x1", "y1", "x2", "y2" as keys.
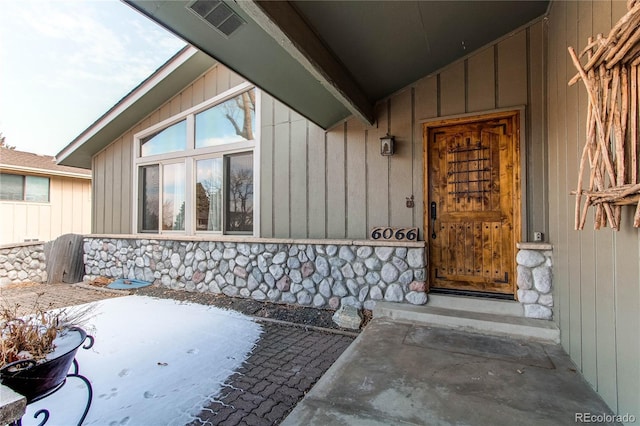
[{"x1": 370, "y1": 227, "x2": 418, "y2": 241}]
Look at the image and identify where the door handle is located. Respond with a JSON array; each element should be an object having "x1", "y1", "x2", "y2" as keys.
[{"x1": 430, "y1": 201, "x2": 437, "y2": 239}]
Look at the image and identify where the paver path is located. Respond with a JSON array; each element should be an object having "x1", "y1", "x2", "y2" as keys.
[{"x1": 190, "y1": 322, "x2": 354, "y2": 426}]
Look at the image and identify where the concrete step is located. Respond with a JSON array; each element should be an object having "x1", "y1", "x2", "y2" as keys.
[
  {"x1": 373, "y1": 301, "x2": 560, "y2": 343},
  {"x1": 426, "y1": 293, "x2": 524, "y2": 317}
]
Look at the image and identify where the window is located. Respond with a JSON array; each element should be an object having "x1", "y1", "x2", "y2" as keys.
[
  {"x1": 135, "y1": 85, "x2": 257, "y2": 236},
  {"x1": 0, "y1": 173, "x2": 50, "y2": 202}
]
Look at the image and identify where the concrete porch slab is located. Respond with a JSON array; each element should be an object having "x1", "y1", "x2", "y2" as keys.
[
  {"x1": 374, "y1": 301, "x2": 560, "y2": 343},
  {"x1": 282, "y1": 318, "x2": 619, "y2": 426}
]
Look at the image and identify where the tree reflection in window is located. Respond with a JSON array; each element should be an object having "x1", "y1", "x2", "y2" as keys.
[
  {"x1": 226, "y1": 153, "x2": 253, "y2": 233},
  {"x1": 141, "y1": 120, "x2": 187, "y2": 156},
  {"x1": 196, "y1": 89, "x2": 255, "y2": 148}
]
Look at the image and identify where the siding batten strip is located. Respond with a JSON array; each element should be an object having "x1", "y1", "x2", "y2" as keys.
[{"x1": 344, "y1": 121, "x2": 348, "y2": 237}]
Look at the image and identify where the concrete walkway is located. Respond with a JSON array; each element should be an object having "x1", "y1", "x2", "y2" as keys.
[{"x1": 282, "y1": 317, "x2": 619, "y2": 426}]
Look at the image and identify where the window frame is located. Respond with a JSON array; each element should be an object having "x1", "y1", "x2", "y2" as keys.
[
  {"x1": 0, "y1": 173, "x2": 50, "y2": 203},
  {"x1": 132, "y1": 82, "x2": 260, "y2": 237}
]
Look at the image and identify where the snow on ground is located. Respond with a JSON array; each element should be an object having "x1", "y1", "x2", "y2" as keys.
[{"x1": 22, "y1": 295, "x2": 263, "y2": 426}]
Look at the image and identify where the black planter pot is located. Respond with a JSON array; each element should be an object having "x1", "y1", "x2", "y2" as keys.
[{"x1": 0, "y1": 327, "x2": 94, "y2": 403}]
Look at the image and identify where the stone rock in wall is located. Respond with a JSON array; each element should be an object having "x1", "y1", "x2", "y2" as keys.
[
  {"x1": 297, "y1": 261, "x2": 313, "y2": 278},
  {"x1": 352, "y1": 261, "x2": 366, "y2": 277},
  {"x1": 384, "y1": 284, "x2": 404, "y2": 302},
  {"x1": 269, "y1": 264, "x2": 284, "y2": 280},
  {"x1": 538, "y1": 294, "x2": 553, "y2": 307},
  {"x1": 223, "y1": 248, "x2": 237, "y2": 259},
  {"x1": 524, "y1": 304, "x2": 552, "y2": 320},
  {"x1": 365, "y1": 271, "x2": 380, "y2": 285},
  {"x1": 313, "y1": 294, "x2": 326, "y2": 308},
  {"x1": 356, "y1": 246, "x2": 373, "y2": 259},
  {"x1": 170, "y1": 253, "x2": 181, "y2": 268},
  {"x1": 276, "y1": 276, "x2": 291, "y2": 292},
  {"x1": 297, "y1": 290, "x2": 312, "y2": 305},
  {"x1": 233, "y1": 266, "x2": 248, "y2": 279},
  {"x1": 319, "y1": 279, "x2": 332, "y2": 298},
  {"x1": 398, "y1": 269, "x2": 413, "y2": 285},
  {"x1": 392, "y1": 257, "x2": 409, "y2": 272},
  {"x1": 328, "y1": 296, "x2": 340, "y2": 309},
  {"x1": 341, "y1": 296, "x2": 361, "y2": 309},
  {"x1": 375, "y1": 247, "x2": 394, "y2": 261},
  {"x1": 267, "y1": 288, "x2": 280, "y2": 301},
  {"x1": 517, "y1": 265, "x2": 533, "y2": 290},
  {"x1": 358, "y1": 286, "x2": 369, "y2": 302},
  {"x1": 516, "y1": 250, "x2": 545, "y2": 268},
  {"x1": 339, "y1": 246, "x2": 355, "y2": 262},
  {"x1": 406, "y1": 291, "x2": 428, "y2": 305},
  {"x1": 251, "y1": 290, "x2": 267, "y2": 300},
  {"x1": 407, "y1": 249, "x2": 425, "y2": 268},
  {"x1": 315, "y1": 256, "x2": 330, "y2": 277},
  {"x1": 273, "y1": 252, "x2": 287, "y2": 264},
  {"x1": 517, "y1": 289, "x2": 539, "y2": 304},
  {"x1": 341, "y1": 263, "x2": 355, "y2": 279},
  {"x1": 369, "y1": 286, "x2": 383, "y2": 300},
  {"x1": 223, "y1": 286, "x2": 239, "y2": 297},
  {"x1": 409, "y1": 281, "x2": 425, "y2": 292},
  {"x1": 326, "y1": 245, "x2": 338, "y2": 256},
  {"x1": 289, "y1": 269, "x2": 302, "y2": 284},
  {"x1": 364, "y1": 257, "x2": 381, "y2": 271},
  {"x1": 532, "y1": 266, "x2": 552, "y2": 294},
  {"x1": 332, "y1": 281, "x2": 348, "y2": 297},
  {"x1": 282, "y1": 292, "x2": 297, "y2": 304},
  {"x1": 346, "y1": 279, "x2": 359, "y2": 296},
  {"x1": 380, "y1": 263, "x2": 399, "y2": 283}
]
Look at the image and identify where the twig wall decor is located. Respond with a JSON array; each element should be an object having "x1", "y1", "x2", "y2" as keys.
[{"x1": 568, "y1": 0, "x2": 640, "y2": 230}]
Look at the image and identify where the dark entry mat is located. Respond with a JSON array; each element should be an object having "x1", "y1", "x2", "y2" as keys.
[{"x1": 404, "y1": 325, "x2": 555, "y2": 369}]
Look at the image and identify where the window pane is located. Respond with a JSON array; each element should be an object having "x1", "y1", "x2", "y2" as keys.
[
  {"x1": 225, "y1": 153, "x2": 253, "y2": 233},
  {"x1": 196, "y1": 158, "x2": 223, "y2": 231},
  {"x1": 25, "y1": 176, "x2": 49, "y2": 202},
  {"x1": 0, "y1": 173, "x2": 24, "y2": 200},
  {"x1": 162, "y1": 163, "x2": 186, "y2": 231},
  {"x1": 195, "y1": 89, "x2": 256, "y2": 148},
  {"x1": 141, "y1": 120, "x2": 187, "y2": 157},
  {"x1": 141, "y1": 165, "x2": 159, "y2": 232}
]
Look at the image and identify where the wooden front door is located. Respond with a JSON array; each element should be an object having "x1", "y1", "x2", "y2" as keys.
[{"x1": 425, "y1": 111, "x2": 520, "y2": 296}]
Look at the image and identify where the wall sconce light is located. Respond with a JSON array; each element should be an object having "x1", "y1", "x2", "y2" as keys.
[{"x1": 380, "y1": 133, "x2": 395, "y2": 156}]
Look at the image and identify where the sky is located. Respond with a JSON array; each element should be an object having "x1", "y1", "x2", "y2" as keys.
[
  {"x1": 0, "y1": 0, "x2": 186, "y2": 156},
  {"x1": 22, "y1": 295, "x2": 263, "y2": 426}
]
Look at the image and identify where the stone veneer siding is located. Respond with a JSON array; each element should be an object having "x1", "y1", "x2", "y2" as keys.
[
  {"x1": 0, "y1": 242, "x2": 47, "y2": 285},
  {"x1": 516, "y1": 243, "x2": 554, "y2": 319},
  {"x1": 83, "y1": 236, "x2": 427, "y2": 310}
]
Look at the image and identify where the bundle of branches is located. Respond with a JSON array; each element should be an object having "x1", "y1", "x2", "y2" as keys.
[{"x1": 568, "y1": 0, "x2": 640, "y2": 230}]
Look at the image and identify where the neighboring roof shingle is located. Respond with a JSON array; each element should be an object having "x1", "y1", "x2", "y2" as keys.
[{"x1": 0, "y1": 147, "x2": 91, "y2": 178}]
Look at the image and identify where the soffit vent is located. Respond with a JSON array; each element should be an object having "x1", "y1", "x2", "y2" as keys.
[{"x1": 188, "y1": 0, "x2": 245, "y2": 37}]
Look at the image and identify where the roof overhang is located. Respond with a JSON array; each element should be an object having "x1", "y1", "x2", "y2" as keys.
[
  {"x1": 125, "y1": 0, "x2": 549, "y2": 130},
  {"x1": 56, "y1": 46, "x2": 216, "y2": 169}
]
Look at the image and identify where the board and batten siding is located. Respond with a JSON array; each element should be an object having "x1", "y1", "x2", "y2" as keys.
[
  {"x1": 260, "y1": 19, "x2": 547, "y2": 242},
  {"x1": 547, "y1": 0, "x2": 639, "y2": 418},
  {"x1": 91, "y1": 65, "x2": 247, "y2": 234},
  {"x1": 0, "y1": 175, "x2": 91, "y2": 244}
]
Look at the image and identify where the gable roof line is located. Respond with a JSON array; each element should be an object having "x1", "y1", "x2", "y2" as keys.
[
  {"x1": 0, "y1": 148, "x2": 91, "y2": 179},
  {"x1": 56, "y1": 45, "x2": 215, "y2": 168},
  {"x1": 0, "y1": 164, "x2": 91, "y2": 180}
]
